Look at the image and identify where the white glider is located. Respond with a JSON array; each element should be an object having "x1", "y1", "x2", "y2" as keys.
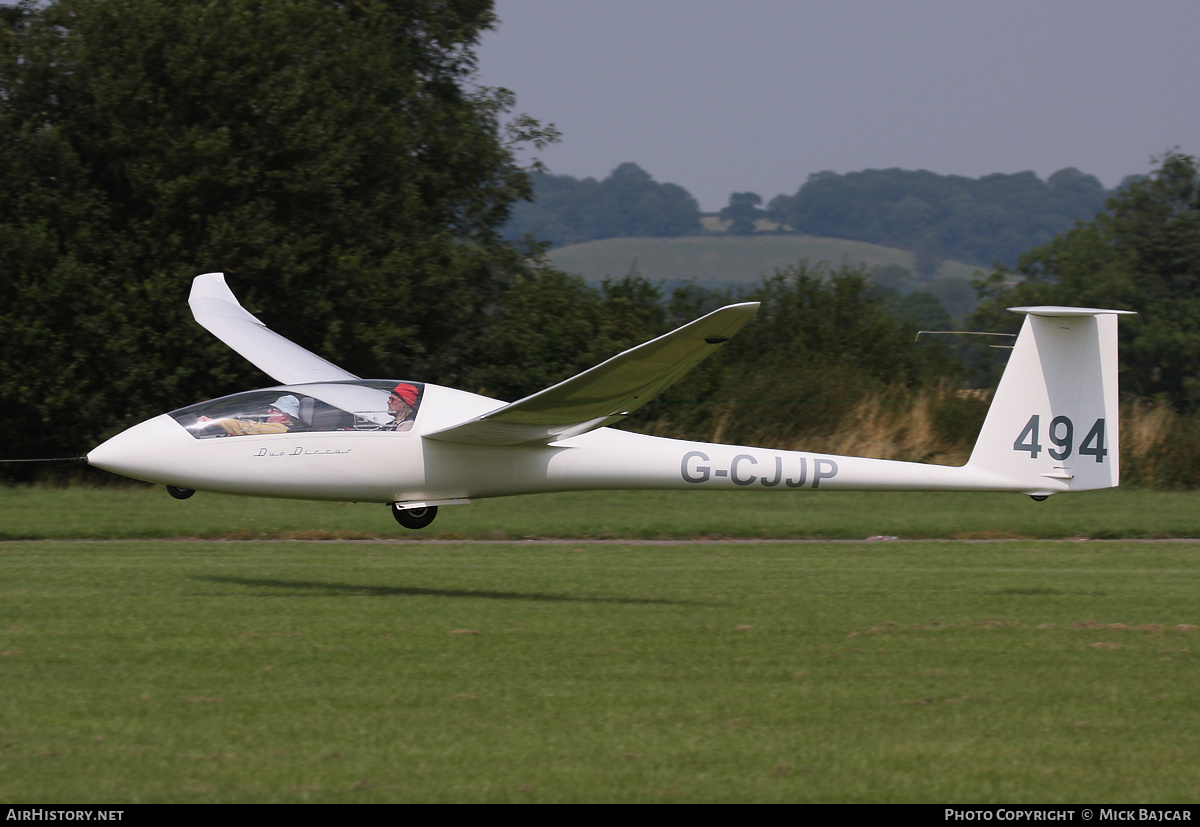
[{"x1": 87, "y1": 273, "x2": 1133, "y2": 528}]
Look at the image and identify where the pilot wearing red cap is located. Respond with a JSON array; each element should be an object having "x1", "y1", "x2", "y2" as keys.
[{"x1": 387, "y1": 383, "x2": 420, "y2": 431}]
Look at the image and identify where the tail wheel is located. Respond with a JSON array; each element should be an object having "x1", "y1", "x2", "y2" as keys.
[
  {"x1": 167, "y1": 486, "x2": 196, "y2": 500},
  {"x1": 392, "y1": 503, "x2": 438, "y2": 529}
]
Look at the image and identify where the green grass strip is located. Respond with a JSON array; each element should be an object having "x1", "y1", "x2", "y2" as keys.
[{"x1": 2, "y1": 485, "x2": 1199, "y2": 540}]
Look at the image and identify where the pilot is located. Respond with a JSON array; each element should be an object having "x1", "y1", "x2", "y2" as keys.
[
  {"x1": 199, "y1": 394, "x2": 303, "y2": 436},
  {"x1": 386, "y1": 383, "x2": 419, "y2": 431}
]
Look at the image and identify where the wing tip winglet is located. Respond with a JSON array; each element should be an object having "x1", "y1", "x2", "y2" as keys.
[
  {"x1": 189, "y1": 271, "x2": 271, "y2": 329},
  {"x1": 190, "y1": 271, "x2": 231, "y2": 300},
  {"x1": 187, "y1": 271, "x2": 359, "y2": 384}
]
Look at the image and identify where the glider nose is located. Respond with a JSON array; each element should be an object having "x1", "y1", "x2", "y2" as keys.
[{"x1": 88, "y1": 414, "x2": 191, "y2": 483}]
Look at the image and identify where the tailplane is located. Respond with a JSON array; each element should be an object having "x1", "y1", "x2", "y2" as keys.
[{"x1": 966, "y1": 307, "x2": 1134, "y2": 496}]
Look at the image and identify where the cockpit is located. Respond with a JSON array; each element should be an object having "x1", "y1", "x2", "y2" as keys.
[{"x1": 168, "y1": 380, "x2": 425, "y2": 439}]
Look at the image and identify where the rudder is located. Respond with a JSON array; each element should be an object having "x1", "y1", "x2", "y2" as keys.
[{"x1": 967, "y1": 307, "x2": 1134, "y2": 496}]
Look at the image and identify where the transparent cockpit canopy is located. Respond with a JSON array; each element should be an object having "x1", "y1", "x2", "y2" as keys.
[{"x1": 168, "y1": 380, "x2": 424, "y2": 439}]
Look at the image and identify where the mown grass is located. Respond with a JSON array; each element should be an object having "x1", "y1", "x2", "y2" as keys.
[
  {"x1": 2, "y1": 484, "x2": 1199, "y2": 541},
  {"x1": 1, "y1": 539, "x2": 1197, "y2": 802}
]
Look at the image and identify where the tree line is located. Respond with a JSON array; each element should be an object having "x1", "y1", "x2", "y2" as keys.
[
  {"x1": 768, "y1": 167, "x2": 1118, "y2": 276},
  {"x1": 503, "y1": 163, "x2": 1122, "y2": 277}
]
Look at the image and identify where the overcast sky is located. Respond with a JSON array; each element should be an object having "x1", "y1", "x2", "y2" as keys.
[{"x1": 475, "y1": 0, "x2": 1200, "y2": 211}]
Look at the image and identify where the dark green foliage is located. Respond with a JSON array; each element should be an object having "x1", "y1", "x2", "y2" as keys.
[
  {"x1": 768, "y1": 167, "x2": 1110, "y2": 270},
  {"x1": 637, "y1": 261, "x2": 960, "y2": 446},
  {"x1": 972, "y1": 151, "x2": 1200, "y2": 411},
  {"x1": 501, "y1": 162, "x2": 701, "y2": 247},
  {"x1": 0, "y1": 0, "x2": 545, "y2": 462},
  {"x1": 458, "y1": 267, "x2": 665, "y2": 402},
  {"x1": 881, "y1": 291, "x2": 954, "y2": 332}
]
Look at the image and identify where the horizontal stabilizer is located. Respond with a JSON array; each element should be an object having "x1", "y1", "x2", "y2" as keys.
[
  {"x1": 1008, "y1": 305, "x2": 1137, "y2": 318},
  {"x1": 189, "y1": 273, "x2": 358, "y2": 385},
  {"x1": 426, "y1": 302, "x2": 761, "y2": 445}
]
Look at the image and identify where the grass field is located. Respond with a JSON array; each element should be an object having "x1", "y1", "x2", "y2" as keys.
[
  {"x1": 3, "y1": 485, "x2": 1199, "y2": 541},
  {"x1": 546, "y1": 234, "x2": 982, "y2": 289},
  {"x1": 2, "y1": 537, "x2": 1198, "y2": 803},
  {"x1": 2, "y1": 487, "x2": 1198, "y2": 802}
]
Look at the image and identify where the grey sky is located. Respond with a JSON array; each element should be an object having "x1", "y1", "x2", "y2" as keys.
[{"x1": 475, "y1": 0, "x2": 1200, "y2": 211}]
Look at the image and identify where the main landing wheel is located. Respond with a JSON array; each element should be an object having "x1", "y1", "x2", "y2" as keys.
[
  {"x1": 1030, "y1": 495, "x2": 1049, "y2": 502},
  {"x1": 392, "y1": 503, "x2": 438, "y2": 530},
  {"x1": 167, "y1": 486, "x2": 196, "y2": 500}
]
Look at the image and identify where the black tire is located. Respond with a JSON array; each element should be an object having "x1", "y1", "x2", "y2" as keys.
[
  {"x1": 167, "y1": 486, "x2": 196, "y2": 500},
  {"x1": 392, "y1": 503, "x2": 438, "y2": 529},
  {"x1": 1030, "y1": 494, "x2": 1049, "y2": 502}
]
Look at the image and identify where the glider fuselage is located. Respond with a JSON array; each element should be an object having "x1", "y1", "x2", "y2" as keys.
[{"x1": 87, "y1": 379, "x2": 1034, "y2": 505}]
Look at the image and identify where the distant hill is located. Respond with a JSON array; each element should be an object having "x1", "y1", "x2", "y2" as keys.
[
  {"x1": 548, "y1": 234, "x2": 982, "y2": 286},
  {"x1": 546, "y1": 234, "x2": 986, "y2": 320}
]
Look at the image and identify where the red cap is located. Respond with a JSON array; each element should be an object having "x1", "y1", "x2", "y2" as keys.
[{"x1": 391, "y1": 383, "x2": 418, "y2": 407}]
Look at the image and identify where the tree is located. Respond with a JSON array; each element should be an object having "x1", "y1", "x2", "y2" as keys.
[
  {"x1": 719, "y1": 192, "x2": 765, "y2": 235},
  {"x1": 972, "y1": 152, "x2": 1200, "y2": 409},
  {"x1": 0, "y1": 0, "x2": 552, "y2": 461},
  {"x1": 501, "y1": 163, "x2": 701, "y2": 247}
]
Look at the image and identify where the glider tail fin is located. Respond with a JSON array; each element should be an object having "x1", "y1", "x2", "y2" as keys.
[{"x1": 966, "y1": 307, "x2": 1134, "y2": 496}]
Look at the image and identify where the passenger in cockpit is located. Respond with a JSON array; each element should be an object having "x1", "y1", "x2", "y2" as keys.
[
  {"x1": 198, "y1": 394, "x2": 303, "y2": 436},
  {"x1": 386, "y1": 383, "x2": 419, "y2": 431}
]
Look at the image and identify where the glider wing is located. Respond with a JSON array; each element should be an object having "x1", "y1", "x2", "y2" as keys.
[
  {"x1": 425, "y1": 302, "x2": 760, "y2": 446},
  {"x1": 189, "y1": 273, "x2": 359, "y2": 384}
]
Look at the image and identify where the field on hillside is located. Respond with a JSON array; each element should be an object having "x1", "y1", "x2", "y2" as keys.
[
  {"x1": 2, "y1": 535, "x2": 1197, "y2": 803},
  {"x1": 547, "y1": 235, "x2": 982, "y2": 290}
]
